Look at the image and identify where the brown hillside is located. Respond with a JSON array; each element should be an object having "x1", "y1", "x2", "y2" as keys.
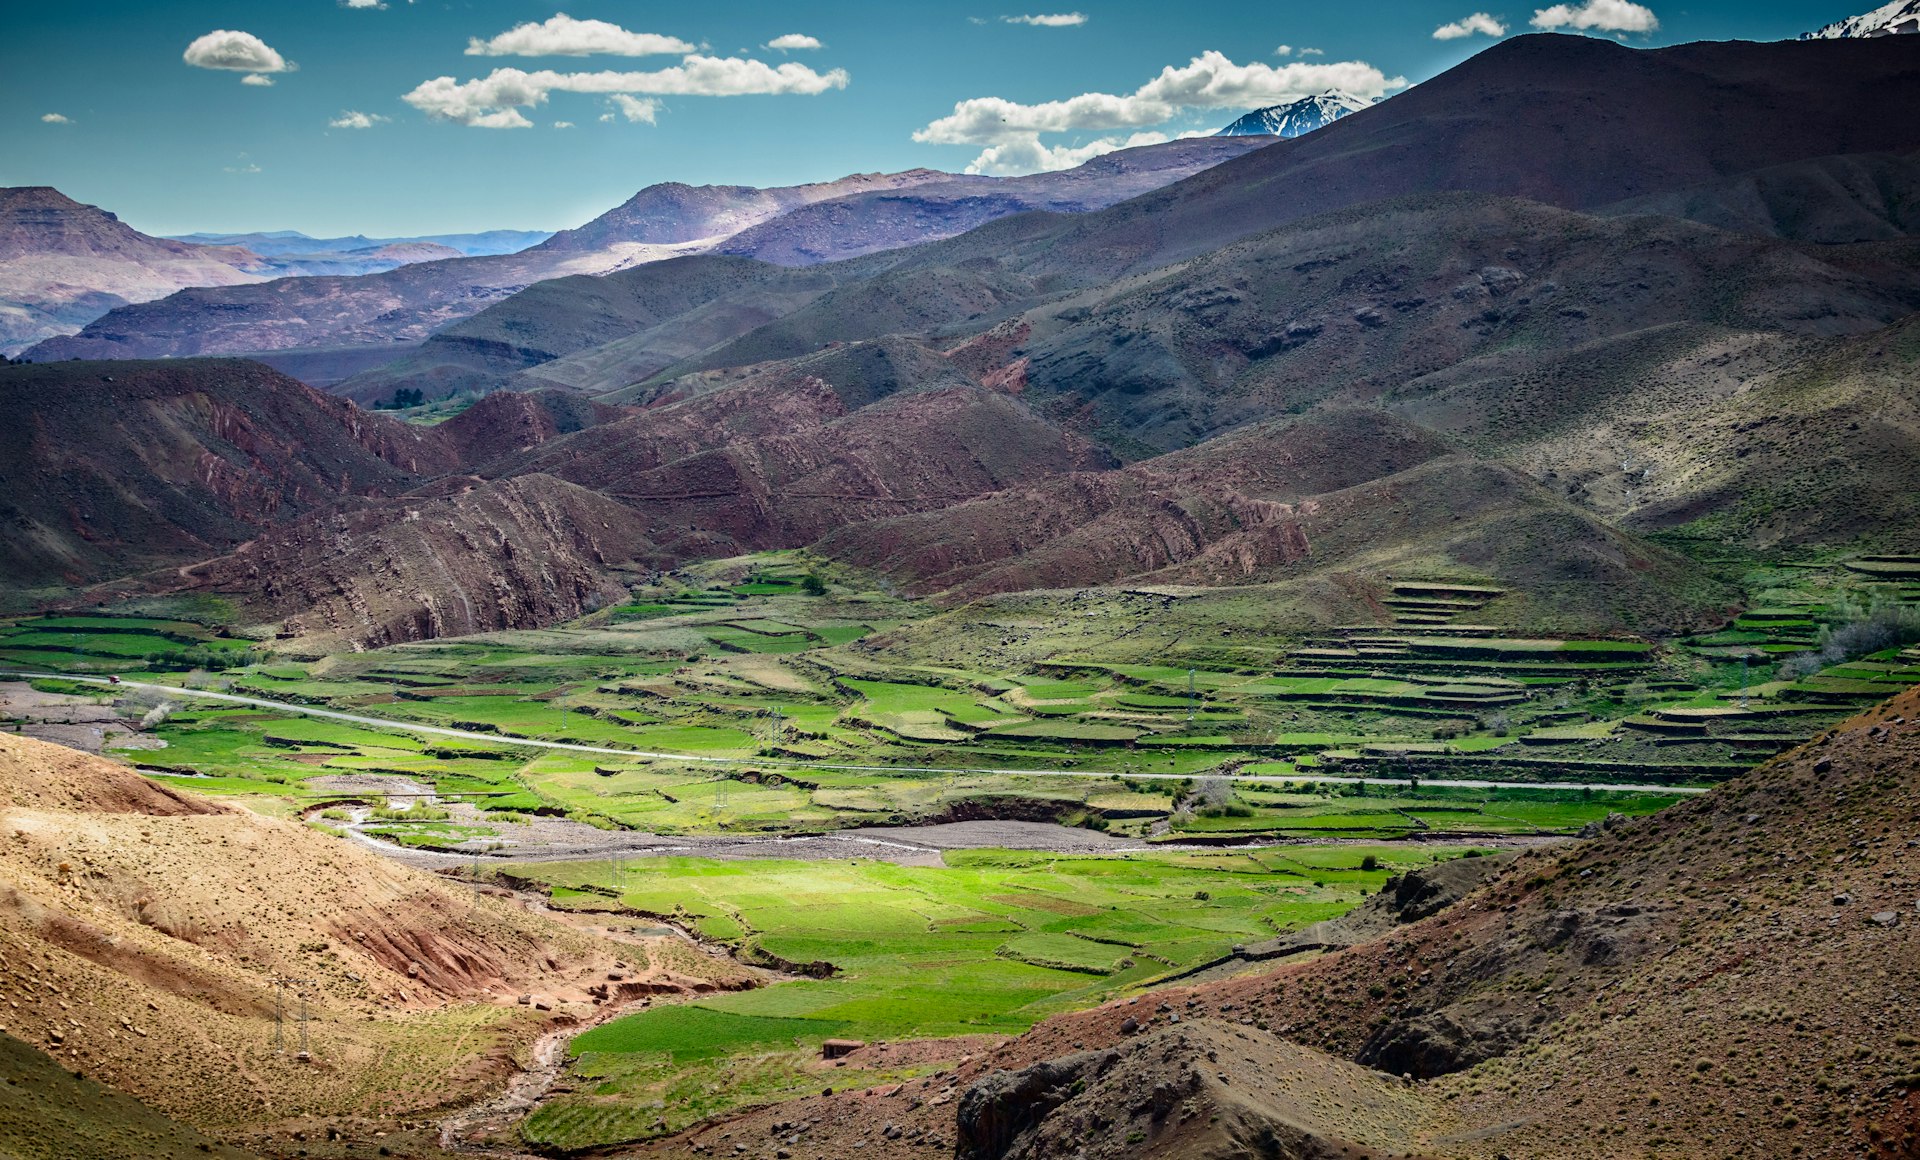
[
  {"x1": 0, "y1": 733, "x2": 749, "y2": 1144},
  {"x1": 1601, "y1": 149, "x2": 1920, "y2": 244},
  {"x1": 181, "y1": 473, "x2": 660, "y2": 650},
  {"x1": 0, "y1": 734, "x2": 231, "y2": 816},
  {"x1": 584, "y1": 385, "x2": 1115, "y2": 560},
  {"x1": 429, "y1": 386, "x2": 627, "y2": 469},
  {"x1": 820, "y1": 417, "x2": 1728, "y2": 633},
  {"x1": 1006, "y1": 193, "x2": 1920, "y2": 455},
  {"x1": 0, "y1": 360, "x2": 453, "y2": 591},
  {"x1": 658, "y1": 689, "x2": 1920, "y2": 1159},
  {"x1": 0, "y1": 1031, "x2": 260, "y2": 1160}
]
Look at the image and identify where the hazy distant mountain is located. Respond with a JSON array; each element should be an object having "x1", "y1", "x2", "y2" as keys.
[
  {"x1": 0, "y1": 187, "x2": 267, "y2": 357},
  {"x1": 713, "y1": 136, "x2": 1270, "y2": 266},
  {"x1": 171, "y1": 228, "x2": 551, "y2": 258},
  {"x1": 1216, "y1": 90, "x2": 1374, "y2": 137},
  {"x1": 21, "y1": 172, "x2": 939, "y2": 366},
  {"x1": 159, "y1": 228, "x2": 546, "y2": 277},
  {"x1": 26, "y1": 143, "x2": 1269, "y2": 367},
  {"x1": 1804, "y1": 0, "x2": 1920, "y2": 37}
]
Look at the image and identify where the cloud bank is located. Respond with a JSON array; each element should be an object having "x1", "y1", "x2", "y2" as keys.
[
  {"x1": 1434, "y1": 12, "x2": 1508, "y2": 38},
  {"x1": 466, "y1": 15, "x2": 697, "y2": 58},
  {"x1": 1003, "y1": 13, "x2": 1088, "y2": 26},
  {"x1": 915, "y1": 50, "x2": 1405, "y2": 173},
  {"x1": 1531, "y1": 0, "x2": 1659, "y2": 32},
  {"x1": 405, "y1": 56, "x2": 850, "y2": 128}
]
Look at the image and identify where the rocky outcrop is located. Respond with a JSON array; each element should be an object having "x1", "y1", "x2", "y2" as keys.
[{"x1": 956, "y1": 1048, "x2": 1123, "y2": 1160}]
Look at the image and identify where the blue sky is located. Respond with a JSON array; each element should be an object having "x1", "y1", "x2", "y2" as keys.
[{"x1": 1, "y1": 1, "x2": 1875, "y2": 237}]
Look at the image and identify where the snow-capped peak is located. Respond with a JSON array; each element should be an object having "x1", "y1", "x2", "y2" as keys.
[
  {"x1": 1803, "y1": 0, "x2": 1920, "y2": 38},
  {"x1": 1215, "y1": 90, "x2": 1377, "y2": 139}
]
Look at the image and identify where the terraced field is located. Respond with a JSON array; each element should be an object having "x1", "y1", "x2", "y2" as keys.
[
  {"x1": 4, "y1": 549, "x2": 1915, "y2": 1156},
  {"x1": 511, "y1": 844, "x2": 1484, "y2": 1149},
  {"x1": 8, "y1": 550, "x2": 1914, "y2": 848}
]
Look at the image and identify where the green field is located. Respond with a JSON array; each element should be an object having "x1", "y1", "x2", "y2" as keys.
[
  {"x1": 7, "y1": 549, "x2": 1917, "y2": 1153},
  {"x1": 517, "y1": 844, "x2": 1482, "y2": 1149}
]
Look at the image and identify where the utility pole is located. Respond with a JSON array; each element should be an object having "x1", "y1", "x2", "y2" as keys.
[{"x1": 297, "y1": 983, "x2": 311, "y2": 1061}]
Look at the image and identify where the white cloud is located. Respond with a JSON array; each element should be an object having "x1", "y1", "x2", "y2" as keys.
[
  {"x1": 466, "y1": 15, "x2": 696, "y2": 58},
  {"x1": 1274, "y1": 44, "x2": 1293, "y2": 56},
  {"x1": 1003, "y1": 13, "x2": 1088, "y2": 26},
  {"x1": 342, "y1": 0, "x2": 386, "y2": 8},
  {"x1": 1297, "y1": 46, "x2": 1325, "y2": 56},
  {"x1": 918, "y1": 51, "x2": 1405, "y2": 174},
  {"x1": 41, "y1": 113, "x2": 71, "y2": 124},
  {"x1": 1434, "y1": 12, "x2": 1508, "y2": 38},
  {"x1": 915, "y1": 50, "x2": 1404, "y2": 173},
  {"x1": 184, "y1": 30, "x2": 293, "y2": 85},
  {"x1": 405, "y1": 56, "x2": 849, "y2": 127},
  {"x1": 766, "y1": 33, "x2": 822, "y2": 51},
  {"x1": 553, "y1": 120, "x2": 575, "y2": 128},
  {"x1": 224, "y1": 159, "x2": 261, "y2": 174},
  {"x1": 329, "y1": 110, "x2": 388, "y2": 129},
  {"x1": 607, "y1": 95, "x2": 661, "y2": 123},
  {"x1": 965, "y1": 130, "x2": 1166, "y2": 175},
  {"x1": 1531, "y1": 0, "x2": 1658, "y2": 32}
]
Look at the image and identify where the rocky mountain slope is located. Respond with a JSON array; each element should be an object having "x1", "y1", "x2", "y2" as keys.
[
  {"x1": 0, "y1": 359, "x2": 454, "y2": 594},
  {"x1": 24, "y1": 141, "x2": 1263, "y2": 368},
  {"x1": 634, "y1": 689, "x2": 1920, "y2": 1159},
  {"x1": 1216, "y1": 90, "x2": 1372, "y2": 137},
  {"x1": 1601, "y1": 149, "x2": 1920, "y2": 243},
  {"x1": 0, "y1": 732, "x2": 750, "y2": 1152},
  {"x1": 711, "y1": 136, "x2": 1271, "y2": 267},
  {"x1": 487, "y1": 34, "x2": 1920, "y2": 405},
  {"x1": 0, "y1": 187, "x2": 266, "y2": 357},
  {"x1": 333, "y1": 255, "x2": 856, "y2": 405},
  {"x1": 0, "y1": 1032, "x2": 259, "y2": 1160}
]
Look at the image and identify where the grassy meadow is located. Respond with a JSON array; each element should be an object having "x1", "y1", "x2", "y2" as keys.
[{"x1": 513, "y1": 843, "x2": 1484, "y2": 1148}]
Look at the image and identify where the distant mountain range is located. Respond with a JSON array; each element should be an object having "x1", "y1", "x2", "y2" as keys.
[
  {"x1": 169, "y1": 228, "x2": 550, "y2": 258},
  {"x1": 21, "y1": 138, "x2": 1267, "y2": 372},
  {"x1": 0, "y1": 187, "x2": 267, "y2": 357},
  {"x1": 1216, "y1": 90, "x2": 1374, "y2": 137},
  {"x1": 0, "y1": 197, "x2": 549, "y2": 357},
  {"x1": 9, "y1": 33, "x2": 1920, "y2": 652},
  {"x1": 1805, "y1": 0, "x2": 1920, "y2": 37}
]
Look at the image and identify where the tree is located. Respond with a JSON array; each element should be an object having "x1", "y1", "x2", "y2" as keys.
[{"x1": 800, "y1": 573, "x2": 827, "y2": 596}]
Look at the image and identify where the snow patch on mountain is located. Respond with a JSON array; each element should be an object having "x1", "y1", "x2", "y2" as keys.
[
  {"x1": 1215, "y1": 90, "x2": 1376, "y2": 139},
  {"x1": 1803, "y1": 0, "x2": 1920, "y2": 38}
]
